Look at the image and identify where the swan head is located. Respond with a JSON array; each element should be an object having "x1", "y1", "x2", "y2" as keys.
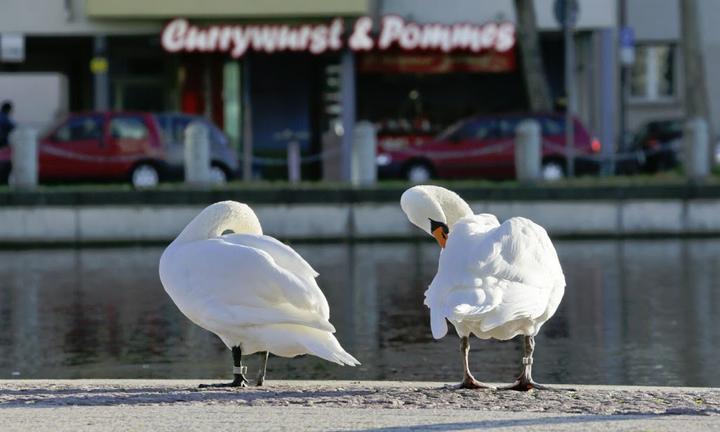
[
  {"x1": 400, "y1": 185, "x2": 473, "y2": 248},
  {"x1": 175, "y1": 200, "x2": 262, "y2": 243}
]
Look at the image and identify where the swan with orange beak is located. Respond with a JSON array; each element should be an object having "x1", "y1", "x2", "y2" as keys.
[{"x1": 401, "y1": 185, "x2": 566, "y2": 391}]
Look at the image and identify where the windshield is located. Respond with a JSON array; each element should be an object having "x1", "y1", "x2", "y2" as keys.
[
  {"x1": 39, "y1": 114, "x2": 71, "y2": 139},
  {"x1": 435, "y1": 120, "x2": 466, "y2": 141}
]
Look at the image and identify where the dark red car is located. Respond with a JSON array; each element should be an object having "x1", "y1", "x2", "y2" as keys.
[
  {"x1": 0, "y1": 111, "x2": 238, "y2": 187},
  {"x1": 0, "y1": 112, "x2": 164, "y2": 187},
  {"x1": 376, "y1": 113, "x2": 601, "y2": 181}
]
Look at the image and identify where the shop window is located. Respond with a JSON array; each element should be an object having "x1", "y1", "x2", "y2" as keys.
[
  {"x1": 54, "y1": 116, "x2": 103, "y2": 142},
  {"x1": 630, "y1": 44, "x2": 676, "y2": 102},
  {"x1": 109, "y1": 116, "x2": 149, "y2": 140}
]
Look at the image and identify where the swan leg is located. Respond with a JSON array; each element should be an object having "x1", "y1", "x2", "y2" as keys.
[
  {"x1": 256, "y1": 351, "x2": 269, "y2": 386},
  {"x1": 199, "y1": 346, "x2": 249, "y2": 388},
  {"x1": 450, "y1": 336, "x2": 494, "y2": 390},
  {"x1": 499, "y1": 336, "x2": 566, "y2": 391}
]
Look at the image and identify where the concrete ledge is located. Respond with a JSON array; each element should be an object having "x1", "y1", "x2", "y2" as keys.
[
  {"x1": 0, "y1": 198, "x2": 718, "y2": 244},
  {"x1": 1, "y1": 183, "x2": 720, "y2": 206}
]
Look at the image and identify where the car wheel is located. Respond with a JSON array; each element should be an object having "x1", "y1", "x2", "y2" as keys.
[
  {"x1": 405, "y1": 163, "x2": 433, "y2": 183},
  {"x1": 209, "y1": 165, "x2": 228, "y2": 184},
  {"x1": 541, "y1": 161, "x2": 565, "y2": 181},
  {"x1": 131, "y1": 164, "x2": 160, "y2": 188}
]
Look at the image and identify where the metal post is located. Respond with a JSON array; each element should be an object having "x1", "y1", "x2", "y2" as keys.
[
  {"x1": 93, "y1": 36, "x2": 109, "y2": 111},
  {"x1": 241, "y1": 57, "x2": 254, "y2": 181},
  {"x1": 287, "y1": 140, "x2": 301, "y2": 183},
  {"x1": 564, "y1": 4, "x2": 576, "y2": 177},
  {"x1": 340, "y1": 49, "x2": 356, "y2": 183},
  {"x1": 618, "y1": 0, "x2": 628, "y2": 153},
  {"x1": 184, "y1": 121, "x2": 211, "y2": 185},
  {"x1": 9, "y1": 127, "x2": 38, "y2": 189},
  {"x1": 684, "y1": 117, "x2": 710, "y2": 183},
  {"x1": 515, "y1": 120, "x2": 541, "y2": 183}
]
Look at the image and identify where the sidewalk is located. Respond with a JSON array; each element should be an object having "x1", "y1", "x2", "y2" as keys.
[{"x1": 1, "y1": 380, "x2": 718, "y2": 431}]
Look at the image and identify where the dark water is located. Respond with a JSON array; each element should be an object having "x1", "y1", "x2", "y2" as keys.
[{"x1": 0, "y1": 239, "x2": 719, "y2": 386}]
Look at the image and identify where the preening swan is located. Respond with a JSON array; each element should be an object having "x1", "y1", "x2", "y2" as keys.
[
  {"x1": 401, "y1": 185, "x2": 565, "y2": 391},
  {"x1": 159, "y1": 201, "x2": 359, "y2": 387}
]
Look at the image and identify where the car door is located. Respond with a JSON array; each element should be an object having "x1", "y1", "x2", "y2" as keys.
[
  {"x1": 104, "y1": 114, "x2": 153, "y2": 177},
  {"x1": 431, "y1": 118, "x2": 498, "y2": 178},
  {"x1": 39, "y1": 114, "x2": 106, "y2": 180},
  {"x1": 494, "y1": 117, "x2": 524, "y2": 179}
]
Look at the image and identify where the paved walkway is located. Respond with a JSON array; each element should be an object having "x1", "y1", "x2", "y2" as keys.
[{"x1": 1, "y1": 380, "x2": 718, "y2": 431}]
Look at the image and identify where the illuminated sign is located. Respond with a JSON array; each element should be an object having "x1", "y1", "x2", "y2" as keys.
[{"x1": 161, "y1": 16, "x2": 515, "y2": 58}]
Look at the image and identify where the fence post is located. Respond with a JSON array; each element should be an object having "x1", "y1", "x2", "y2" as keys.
[
  {"x1": 351, "y1": 121, "x2": 377, "y2": 186},
  {"x1": 184, "y1": 121, "x2": 211, "y2": 185},
  {"x1": 514, "y1": 119, "x2": 542, "y2": 183},
  {"x1": 9, "y1": 127, "x2": 38, "y2": 189},
  {"x1": 287, "y1": 140, "x2": 301, "y2": 183},
  {"x1": 684, "y1": 117, "x2": 710, "y2": 183}
]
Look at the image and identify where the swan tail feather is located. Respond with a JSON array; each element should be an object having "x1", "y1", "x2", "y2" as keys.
[{"x1": 302, "y1": 332, "x2": 360, "y2": 366}]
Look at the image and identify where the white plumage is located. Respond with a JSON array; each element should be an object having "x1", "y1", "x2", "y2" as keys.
[
  {"x1": 426, "y1": 215, "x2": 565, "y2": 341},
  {"x1": 159, "y1": 201, "x2": 359, "y2": 382},
  {"x1": 401, "y1": 185, "x2": 565, "y2": 390}
]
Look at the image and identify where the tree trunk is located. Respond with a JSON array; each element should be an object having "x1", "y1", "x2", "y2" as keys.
[{"x1": 514, "y1": 0, "x2": 553, "y2": 112}]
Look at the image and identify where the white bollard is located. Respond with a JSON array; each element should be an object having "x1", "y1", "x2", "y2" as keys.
[
  {"x1": 515, "y1": 119, "x2": 542, "y2": 183},
  {"x1": 9, "y1": 127, "x2": 38, "y2": 189},
  {"x1": 684, "y1": 117, "x2": 710, "y2": 182},
  {"x1": 184, "y1": 121, "x2": 211, "y2": 185},
  {"x1": 287, "y1": 140, "x2": 301, "y2": 183},
  {"x1": 351, "y1": 121, "x2": 377, "y2": 186}
]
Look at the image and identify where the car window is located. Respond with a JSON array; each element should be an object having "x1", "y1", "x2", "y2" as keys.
[
  {"x1": 109, "y1": 116, "x2": 149, "y2": 140},
  {"x1": 442, "y1": 119, "x2": 496, "y2": 141},
  {"x1": 541, "y1": 117, "x2": 564, "y2": 136},
  {"x1": 171, "y1": 117, "x2": 192, "y2": 142},
  {"x1": 497, "y1": 118, "x2": 522, "y2": 138},
  {"x1": 209, "y1": 123, "x2": 229, "y2": 147},
  {"x1": 156, "y1": 114, "x2": 227, "y2": 147},
  {"x1": 648, "y1": 120, "x2": 682, "y2": 138},
  {"x1": 54, "y1": 116, "x2": 103, "y2": 142}
]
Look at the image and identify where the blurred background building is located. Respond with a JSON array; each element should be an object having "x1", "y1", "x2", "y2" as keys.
[{"x1": 0, "y1": 0, "x2": 715, "y2": 169}]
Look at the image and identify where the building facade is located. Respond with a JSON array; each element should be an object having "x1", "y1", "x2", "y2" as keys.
[{"x1": 1, "y1": 0, "x2": 715, "y2": 178}]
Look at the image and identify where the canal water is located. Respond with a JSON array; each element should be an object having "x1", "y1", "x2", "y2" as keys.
[{"x1": 0, "y1": 239, "x2": 718, "y2": 387}]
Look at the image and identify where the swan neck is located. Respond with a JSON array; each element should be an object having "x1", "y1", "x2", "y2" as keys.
[{"x1": 174, "y1": 204, "x2": 262, "y2": 243}]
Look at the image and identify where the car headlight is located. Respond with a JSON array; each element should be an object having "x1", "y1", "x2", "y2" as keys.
[{"x1": 376, "y1": 153, "x2": 392, "y2": 166}]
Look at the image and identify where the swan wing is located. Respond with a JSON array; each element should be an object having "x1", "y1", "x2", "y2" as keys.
[
  {"x1": 160, "y1": 238, "x2": 334, "y2": 333},
  {"x1": 223, "y1": 233, "x2": 330, "y2": 320},
  {"x1": 426, "y1": 215, "x2": 565, "y2": 338}
]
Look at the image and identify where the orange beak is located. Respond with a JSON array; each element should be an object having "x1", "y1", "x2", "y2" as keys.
[{"x1": 432, "y1": 226, "x2": 447, "y2": 248}]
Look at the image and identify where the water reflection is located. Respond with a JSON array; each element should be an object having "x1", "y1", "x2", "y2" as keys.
[{"x1": 0, "y1": 239, "x2": 718, "y2": 386}]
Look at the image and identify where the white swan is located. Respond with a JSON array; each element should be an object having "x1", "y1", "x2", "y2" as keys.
[
  {"x1": 401, "y1": 185, "x2": 565, "y2": 390},
  {"x1": 159, "y1": 200, "x2": 359, "y2": 387}
]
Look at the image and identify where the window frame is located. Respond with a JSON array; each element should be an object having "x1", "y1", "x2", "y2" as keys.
[{"x1": 628, "y1": 42, "x2": 678, "y2": 104}]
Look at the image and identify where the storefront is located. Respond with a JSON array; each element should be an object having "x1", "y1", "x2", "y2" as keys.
[
  {"x1": 1, "y1": 0, "x2": 622, "y2": 180},
  {"x1": 154, "y1": 15, "x2": 518, "y2": 178}
]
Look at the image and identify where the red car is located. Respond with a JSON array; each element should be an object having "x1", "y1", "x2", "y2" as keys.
[
  {"x1": 376, "y1": 113, "x2": 601, "y2": 182},
  {"x1": 0, "y1": 111, "x2": 238, "y2": 187}
]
